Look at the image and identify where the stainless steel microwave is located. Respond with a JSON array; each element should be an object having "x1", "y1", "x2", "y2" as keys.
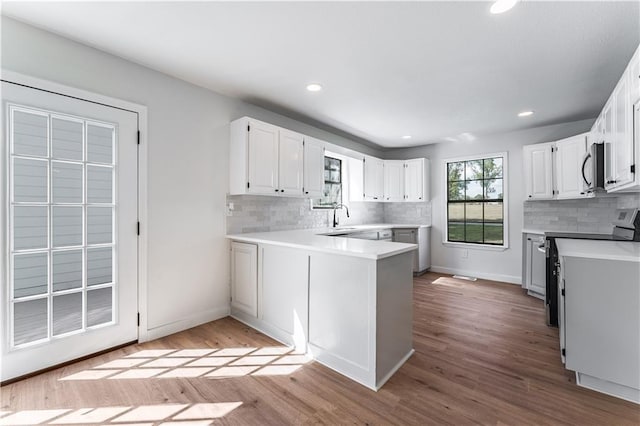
[{"x1": 581, "y1": 142, "x2": 605, "y2": 193}]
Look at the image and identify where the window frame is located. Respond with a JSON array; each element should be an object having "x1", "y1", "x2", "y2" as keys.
[{"x1": 442, "y1": 151, "x2": 509, "y2": 250}]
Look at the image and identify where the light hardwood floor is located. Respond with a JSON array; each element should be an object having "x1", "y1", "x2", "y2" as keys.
[{"x1": 2, "y1": 272, "x2": 639, "y2": 425}]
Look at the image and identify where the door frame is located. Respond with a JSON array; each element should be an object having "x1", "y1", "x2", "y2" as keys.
[{"x1": 0, "y1": 69, "x2": 151, "y2": 343}]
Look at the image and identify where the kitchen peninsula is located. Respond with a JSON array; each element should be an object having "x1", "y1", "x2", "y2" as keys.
[{"x1": 226, "y1": 228, "x2": 417, "y2": 390}]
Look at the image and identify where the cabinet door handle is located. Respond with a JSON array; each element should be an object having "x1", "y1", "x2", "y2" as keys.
[
  {"x1": 281, "y1": 189, "x2": 285, "y2": 193},
  {"x1": 528, "y1": 195, "x2": 532, "y2": 198},
  {"x1": 418, "y1": 197, "x2": 422, "y2": 200},
  {"x1": 275, "y1": 189, "x2": 279, "y2": 192},
  {"x1": 305, "y1": 191, "x2": 309, "y2": 194},
  {"x1": 607, "y1": 180, "x2": 617, "y2": 184}
]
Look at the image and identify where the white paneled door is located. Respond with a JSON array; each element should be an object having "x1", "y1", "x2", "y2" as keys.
[{"x1": 1, "y1": 82, "x2": 138, "y2": 382}]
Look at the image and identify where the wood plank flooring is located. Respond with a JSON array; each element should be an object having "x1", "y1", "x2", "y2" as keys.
[{"x1": 2, "y1": 272, "x2": 639, "y2": 425}]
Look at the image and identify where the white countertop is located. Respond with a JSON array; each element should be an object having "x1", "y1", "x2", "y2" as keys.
[
  {"x1": 556, "y1": 239, "x2": 640, "y2": 263},
  {"x1": 522, "y1": 229, "x2": 546, "y2": 235},
  {"x1": 227, "y1": 227, "x2": 419, "y2": 260}
]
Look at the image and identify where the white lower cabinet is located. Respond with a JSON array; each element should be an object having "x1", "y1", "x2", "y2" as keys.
[
  {"x1": 557, "y1": 242, "x2": 640, "y2": 404},
  {"x1": 261, "y1": 245, "x2": 309, "y2": 349},
  {"x1": 521, "y1": 233, "x2": 545, "y2": 299},
  {"x1": 229, "y1": 240, "x2": 415, "y2": 390},
  {"x1": 230, "y1": 242, "x2": 258, "y2": 317}
]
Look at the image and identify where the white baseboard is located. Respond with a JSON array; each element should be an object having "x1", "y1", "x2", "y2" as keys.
[
  {"x1": 429, "y1": 266, "x2": 521, "y2": 285},
  {"x1": 375, "y1": 348, "x2": 415, "y2": 391},
  {"x1": 142, "y1": 306, "x2": 230, "y2": 342}
]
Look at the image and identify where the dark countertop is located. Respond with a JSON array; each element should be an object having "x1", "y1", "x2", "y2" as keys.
[{"x1": 544, "y1": 231, "x2": 633, "y2": 241}]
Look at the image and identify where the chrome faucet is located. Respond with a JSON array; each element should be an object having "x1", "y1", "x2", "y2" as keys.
[{"x1": 332, "y1": 203, "x2": 350, "y2": 228}]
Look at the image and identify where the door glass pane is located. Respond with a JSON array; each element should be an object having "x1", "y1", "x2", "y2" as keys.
[
  {"x1": 87, "y1": 287, "x2": 112, "y2": 327},
  {"x1": 52, "y1": 206, "x2": 83, "y2": 247},
  {"x1": 87, "y1": 166, "x2": 113, "y2": 204},
  {"x1": 52, "y1": 250, "x2": 83, "y2": 292},
  {"x1": 53, "y1": 293, "x2": 83, "y2": 336},
  {"x1": 13, "y1": 206, "x2": 48, "y2": 250},
  {"x1": 13, "y1": 158, "x2": 48, "y2": 202},
  {"x1": 13, "y1": 252, "x2": 48, "y2": 298},
  {"x1": 87, "y1": 247, "x2": 112, "y2": 286},
  {"x1": 52, "y1": 162, "x2": 83, "y2": 203},
  {"x1": 14, "y1": 298, "x2": 48, "y2": 345},
  {"x1": 87, "y1": 124, "x2": 114, "y2": 164},
  {"x1": 13, "y1": 110, "x2": 48, "y2": 157},
  {"x1": 52, "y1": 118, "x2": 83, "y2": 160},
  {"x1": 87, "y1": 207, "x2": 113, "y2": 244}
]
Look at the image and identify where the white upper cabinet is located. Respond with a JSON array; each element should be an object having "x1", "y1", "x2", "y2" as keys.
[
  {"x1": 404, "y1": 158, "x2": 429, "y2": 201},
  {"x1": 363, "y1": 155, "x2": 384, "y2": 201},
  {"x1": 523, "y1": 142, "x2": 554, "y2": 200},
  {"x1": 630, "y1": 46, "x2": 640, "y2": 104},
  {"x1": 611, "y1": 75, "x2": 633, "y2": 188},
  {"x1": 303, "y1": 136, "x2": 325, "y2": 198},
  {"x1": 383, "y1": 160, "x2": 404, "y2": 202},
  {"x1": 230, "y1": 117, "x2": 305, "y2": 197},
  {"x1": 599, "y1": 44, "x2": 640, "y2": 193},
  {"x1": 555, "y1": 134, "x2": 588, "y2": 199},
  {"x1": 278, "y1": 129, "x2": 304, "y2": 195},
  {"x1": 247, "y1": 120, "x2": 280, "y2": 194}
]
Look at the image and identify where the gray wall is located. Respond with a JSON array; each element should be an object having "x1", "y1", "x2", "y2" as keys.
[
  {"x1": 1, "y1": 17, "x2": 383, "y2": 336},
  {"x1": 383, "y1": 119, "x2": 596, "y2": 284}
]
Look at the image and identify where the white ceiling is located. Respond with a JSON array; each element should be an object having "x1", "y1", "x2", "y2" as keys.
[{"x1": 3, "y1": 1, "x2": 639, "y2": 148}]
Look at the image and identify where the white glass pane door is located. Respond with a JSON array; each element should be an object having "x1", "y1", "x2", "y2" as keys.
[
  {"x1": 2, "y1": 82, "x2": 138, "y2": 382},
  {"x1": 9, "y1": 106, "x2": 116, "y2": 346}
]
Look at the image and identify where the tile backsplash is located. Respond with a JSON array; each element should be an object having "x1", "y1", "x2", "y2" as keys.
[
  {"x1": 523, "y1": 193, "x2": 640, "y2": 233},
  {"x1": 383, "y1": 201, "x2": 432, "y2": 225},
  {"x1": 225, "y1": 195, "x2": 384, "y2": 234}
]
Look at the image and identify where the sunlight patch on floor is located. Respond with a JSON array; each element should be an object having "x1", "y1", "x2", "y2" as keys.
[
  {"x1": 0, "y1": 402, "x2": 243, "y2": 425},
  {"x1": 58, "y1": 346, "x2": 311, "y2": 381}
]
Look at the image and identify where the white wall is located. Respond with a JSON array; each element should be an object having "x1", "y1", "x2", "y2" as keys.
[
  {"x1": 1, "y1": 17, "x2": 383, "y2": 339},
  {"x1": 384, "y1": 119, "x2": 593, "y2": 283}
]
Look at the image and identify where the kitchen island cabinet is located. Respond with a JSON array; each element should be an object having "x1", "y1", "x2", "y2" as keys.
[
  {"x1": 228, "y1": 229, "x2": 416, "y2": 390},
  {"x1": 556, "y1": 239, "x2": 640, "y2": 403}
]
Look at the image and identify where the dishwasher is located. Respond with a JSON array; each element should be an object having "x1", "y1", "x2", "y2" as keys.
[{"x1": 392, "y1": 227, "x2": 431, "y2": 275}]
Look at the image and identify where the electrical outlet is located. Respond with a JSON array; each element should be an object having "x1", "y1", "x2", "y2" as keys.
[{"x1": 461, "y1": 249, "x2": 468, "y2": 259}]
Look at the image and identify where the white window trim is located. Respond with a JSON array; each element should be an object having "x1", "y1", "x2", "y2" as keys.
[{"x1": 442, "y1": 151, "x2": 509, "y2": 250}]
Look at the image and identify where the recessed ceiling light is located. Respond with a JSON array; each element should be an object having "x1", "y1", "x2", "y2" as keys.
[
  {"x1": 518, "y1": 110, "x2": 534, "y2": 117},
  {"x1": 306, "y1": 83, "x2": 322, "y2": 92},
  {"x1": 490, "y1": 0, "x2": 519, "y2": 14},
  {"x1": 402, "y1": 135, "x2": 412, "y2": 139}
]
